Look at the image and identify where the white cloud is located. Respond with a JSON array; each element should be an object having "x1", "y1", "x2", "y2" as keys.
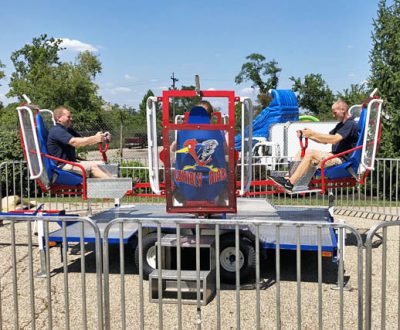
[
  {"x1": 347, "y1": 44, "x2": 354, "y2": 49},
  {"x1": 112, "y1": 87, "x2": 131, "y2": 94},
  {"x1": 124, "y1": 74, "x2": 135, "y2": 80},
  {"x1": 59, "y1": 38, "x2": 98, "y2": 52},
  {"x1": 101, "y1": 86, "x2": 132, "y2": 95},
  {"x1": 207, "y1": 87, "x2": 216, "y2": 91},
  {"x1": 150, "y1": 79, "x2": 159, "y2": 82},
  {"x1": 240, "y1": 87, "x2": 256, "y2": 97},
  {"x1": 157, "y1": 86, "x2": 168, "y2": 91},
  {"x1": 347, "y1": 73, "x2": 355, "y2": 77},
  {"x1": 210, "y1": 100, "x2": 225, "y2": 112}
]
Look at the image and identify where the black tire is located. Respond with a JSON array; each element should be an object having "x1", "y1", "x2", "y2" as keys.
[
  {"x1": 134, "y1": 233, "x2": 158, "y2": 280},
  {"x1": 219, "y1": 235, "x2": 256, "y2": 284}
]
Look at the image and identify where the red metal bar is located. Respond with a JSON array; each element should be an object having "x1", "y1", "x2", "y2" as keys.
[
  {"x1": 160, "y1": 89, "x2": 237, "y2": 214},
  {"x1": 42, "y1": 154, "x2": 88, "y2": 200},
  {"x1": 319, "y1": 145, "x2": 363, "y2": 193}
]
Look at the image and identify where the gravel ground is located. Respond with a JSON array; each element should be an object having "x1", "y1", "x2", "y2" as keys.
[{"x1": 0, "y1": 210, "x2": 398, "y2": 329}]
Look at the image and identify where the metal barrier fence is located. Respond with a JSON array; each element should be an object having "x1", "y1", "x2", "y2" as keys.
[
  {"x1": 1, "y1": 158, "x2": 399, "y2": 216},
  {"x1": 0, "y1": 215, "x2": 104, "y2": 330},
  {"x1": 0, "y1": 215, "x2": 365, "y2": 329},
  {"x1": 365, "y1": 220, "x2": 400, "y2": 330}
]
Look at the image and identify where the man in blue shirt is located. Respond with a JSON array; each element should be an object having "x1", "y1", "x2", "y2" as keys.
[
  {"x1": 270, "y1": 99, "x2": 359, "y2": 191},
  {"x1": 47, "y1": 106, "x2": 112, "y2": 178}
]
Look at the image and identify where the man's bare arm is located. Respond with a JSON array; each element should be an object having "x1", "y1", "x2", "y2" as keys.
[
  {"x1": 69, "y1": 132, "x2": 104, "y2": 148},
  {"x1": 302, "y1": 128, "x2": 343, "y2": 145}
]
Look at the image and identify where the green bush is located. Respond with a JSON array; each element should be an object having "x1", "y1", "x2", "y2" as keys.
[
  {"x1": 0, "y1": 130, "x2": 26, "y2": 198},
  {"x1": 0, "y1": 130, "x2": 23, "y2": 161}
]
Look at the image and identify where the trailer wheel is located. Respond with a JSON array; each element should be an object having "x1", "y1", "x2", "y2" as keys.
[
  {"x1": 219, "y1": 236, "x2": 256, "y2": 284},
  {"x1": 134, "y1": 233, "x2": 158, "y2": 280}
]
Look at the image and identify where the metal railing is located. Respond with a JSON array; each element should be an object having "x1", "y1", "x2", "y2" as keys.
[
  {"x1": 365, "y1": 220, "x2": 400, "y2": 330},
  {"x1": 0, "y1": 215, "x2": 104, "y2": 330},
  {"x1": 1, "y1": 158, "x2": 399, "y2": 216},
  {"x1": 0, "y1": 215, "x2": 365, "y2": 329}
]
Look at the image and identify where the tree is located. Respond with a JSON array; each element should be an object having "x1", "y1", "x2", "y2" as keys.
[
  {"x1": 8, "y1": 34, "x2": 62, "y2": 101},
  {"x1": 138, "y1": 89, "x2": 155, "y2": 122},
  {"x1": 138, "y1": 89, "x2": 162, "y2": 130},
  {"x1": 7, "y1": 34, "x2": 105, "y2": 131},
  {"x1": 0, "y1": 60, "x2": 5, "y2": 84},
  {"x1": 0, "y1": 60, "x2": 5, "y2": 108},
  {"x1": 235, "y1": 53, "x2": 281, "y2": 108},
  {"x1": 369, "y1": 0, "x2": 400, "y2": 158},
  {"x1": 336, "y1": 83, "x2": 369, "y2": 106},
  {"x1": 171, "y1": 85, "x2": 201, "y2": 117},
  {"x1": 290, "y1": 73, "x2": 334, "y2": 120}
]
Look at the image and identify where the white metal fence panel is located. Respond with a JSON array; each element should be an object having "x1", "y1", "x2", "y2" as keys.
[{"x1": 365, "y1": 221, "x2": 400, "y2": 330}]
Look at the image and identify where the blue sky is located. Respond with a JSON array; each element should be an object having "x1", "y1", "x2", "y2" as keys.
[{"x1": 0, "y1": 0, "x2": 378, "y2": 109}]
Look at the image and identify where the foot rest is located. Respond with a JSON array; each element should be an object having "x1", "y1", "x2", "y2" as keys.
[
  {"x1": 87, "y1": 178, "x2": 132, "y2": 199},
  {"x1": 149, "y1": 269, "x2": 215, "y2": 305},
  {"x1": 98, "y1": 164, "x2": 119, "y2": 177},
  {"x1": 269, "y1": 170, "x2": 287, "y2": 177},
  {"x1": 292, "y1": 165, "x2": 317, "y2": 192}
]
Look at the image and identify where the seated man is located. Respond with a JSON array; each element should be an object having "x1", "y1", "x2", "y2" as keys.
[
  {"x1": 270, "y1": 99, "x2": 359, "y2": 191},
  {"x1": 170, "y1": 100, "x2": 228, "y2": 153},
  {"x1": 47, "y1": 106, "x2": 112, "y2": 178}
]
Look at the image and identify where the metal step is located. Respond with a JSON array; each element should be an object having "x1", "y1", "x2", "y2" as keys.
[
  {"x1": 87, "y1": 178, "x2": 132, "y2": 198},
  {"x1": 149, "y1": 269, "x2": 215, "y2": 305},
  {"x1": 160, "y1": 234, "x2": 215, "y2": 248}
]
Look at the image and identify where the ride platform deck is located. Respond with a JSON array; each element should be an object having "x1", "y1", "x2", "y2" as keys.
[{"x1": 48, "y1": 199, "x2": 336, "y2": 252}]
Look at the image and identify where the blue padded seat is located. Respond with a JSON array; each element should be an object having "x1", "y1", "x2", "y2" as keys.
[
  {"x1": 316, "y1": 106, "x2": 367, "y2": 180},
  {"x1": 35, "y1": 114, "x2": 83, "y2": 186},
  {"x1": 174, "y1": 106, "x2": 227, "y2": 202}
]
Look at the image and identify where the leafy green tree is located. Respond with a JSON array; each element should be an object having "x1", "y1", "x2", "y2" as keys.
[
  {"x1": 290, "y1": 73, "x2": 334, "y2": 120},
  {"x1": 369, "y1": 0, "x2": 400, "y2": 158},
  {"x1": 138, "y1": 89, "x2": 163, "y2": 129},
  {"x1": 336, "y1": 83, "x2": 369, "y2": 106},
  {"x1": 0, "y1": 60, "x2": 5, "y2": 84},
  {"x1": 138, "y1": 89, "x2": 155, "y2": 123},
  {"x1": 0, "y1": 103, "x2": 19, "y2": 131},
  {"x1": 0, "y1": 60, "x2": 5, "y2": 109},
  {"x1": 7, "y1": 34, "x2": 105, "y2": 131},
  {"x1": 8, "y1": 34, "x2": 63, "y2": 102},
  {"x1": 235, "y1": 53, "x2": 281, "y2": 108},
  {"x1": 166, "y1": 85, "x2": 201, "y2": 119}
]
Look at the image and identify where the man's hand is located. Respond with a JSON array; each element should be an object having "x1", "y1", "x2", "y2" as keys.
[
  {"x1": 94, "y1": 132, "x2": 105, "y2": 143},
  {"x1": 300, "y1": 128, "x2": 313, "y2": 138}
]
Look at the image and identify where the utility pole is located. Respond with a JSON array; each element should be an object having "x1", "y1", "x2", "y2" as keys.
[
  {"x1": 170, "y1": 73, "x2": 179, "y2": 119},
  {"x1": 170, "y1": 72, "x2": 179, "y2": 90}
]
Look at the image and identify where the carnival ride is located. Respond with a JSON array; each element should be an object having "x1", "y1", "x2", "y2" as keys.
[{"x1": 0, "y1": 80, "x2": 384, "y2": 304}]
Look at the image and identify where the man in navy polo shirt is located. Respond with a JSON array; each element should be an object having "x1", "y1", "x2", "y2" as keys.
[
  {"x1": 270, "y1": 99, "x2": 359, "y2": 191},
  {"x1": 47, "y1": 106, "x2": 112, "y2": 178}
]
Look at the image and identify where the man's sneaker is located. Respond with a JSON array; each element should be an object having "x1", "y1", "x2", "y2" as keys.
[{"x1": 269, "y1": 176, "x2": 294, "y2": 191}]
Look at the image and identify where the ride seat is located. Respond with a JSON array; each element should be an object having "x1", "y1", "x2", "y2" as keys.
[
  {"x1": 316, "y1": 106, "x2": 368, "y2": 180},
  {"x1": 174, "y1": 106, "x2": 227, "y2": 202},
  {"x1": 35, "y1": 114, "x2": 82, "y2": 187}
]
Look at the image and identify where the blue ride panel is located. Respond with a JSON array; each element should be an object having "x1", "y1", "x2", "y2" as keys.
[
  {"x1": 35, "y1": 114, "x2": 82, "y2": 186},
  {"x1": 174, "y1": 106, "x2": 227, "y2": 202},
  {"x1": 235, "y1": 89, "x2": 299, "y2": 150}
]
